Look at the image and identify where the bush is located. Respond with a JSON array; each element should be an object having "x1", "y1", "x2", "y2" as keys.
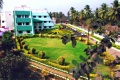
[
  {"x1": 21, "y1": 41, "x2": 25, "y2": 45},
  {"x1": 47, "y1": 62, "x2": 70, "y2": 71},
  {"x1": 57, "y1": 56, "x2": 65, "y2": 65},
  {"x1": 103, "y1": 59, "x2": 111, "y2": 65},
  {"x1": 38, "y1": 51, "x2": 45, "y2": 59},
  {"x1": 23, "y1": 44, "x2": 28, "y2": 50},
  {"x1": 30, "y1": 47, "x2": 36, "y2": 54},
  {"x1": 33, "y1": 34, "x2": 39, "y2": 37}
]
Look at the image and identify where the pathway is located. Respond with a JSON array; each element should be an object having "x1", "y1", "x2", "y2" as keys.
[{"x1": 30, "y1": 61, "x2": 75, "y2": 80}]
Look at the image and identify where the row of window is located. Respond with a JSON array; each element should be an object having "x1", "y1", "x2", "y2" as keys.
[
  {"x1": 17, "y1": 15, "x2": 29, "y2": 18},
  {"x1": 16, "y1": 15, "x2": 48, "y2": 18},
  {"x1": 33, "y1": 15, "x2": 48, "y2": 18},
  {"x1": 18, "y1": 30, "x2": 30, "y2": 34},
  {"x1": 34, "y1": 21, "x2": 52, "y2": 23},
  {"x1": 34, "y1": 26, "x2": 53, "y2": 28},
  {"x1": 17, "y1": 22, "x2": 30, "y2": 26}
]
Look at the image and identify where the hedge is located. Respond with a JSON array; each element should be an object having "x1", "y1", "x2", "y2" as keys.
[{"x1": 47, "y1": 62, "x2": 70, "y2": 71}]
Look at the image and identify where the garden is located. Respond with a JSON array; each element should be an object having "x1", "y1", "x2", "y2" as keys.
[{"x1": 15, "y1": 24, "x2": 120, "y2": 80}]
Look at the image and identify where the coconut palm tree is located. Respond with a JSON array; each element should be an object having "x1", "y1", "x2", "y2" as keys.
[
  {"x1": 79, "y1": 10, "x2": 86, "y2": 27},
  {"x1": 108, "y1": 0, "x2": 120, "y2": 31},
  {"x1": 84, "y1": 5, "x2": 93, "y2": 45},
  {"x1": 98, "y1": 3, "x2": 108, "y2": 30}
]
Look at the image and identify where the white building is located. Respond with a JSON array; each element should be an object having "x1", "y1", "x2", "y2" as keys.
[{"x1": 0, "y1": 11, "x2": 14, "y2": 30}]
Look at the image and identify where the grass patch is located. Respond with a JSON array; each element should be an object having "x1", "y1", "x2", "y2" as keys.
[{"x1": 24, "y1": 37, "x2": 87, "y2": 67}]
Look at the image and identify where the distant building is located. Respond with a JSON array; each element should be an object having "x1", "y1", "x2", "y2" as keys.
[
  {"x1": 13, "y1": 5, "x2": 54, "y2": 36},
  {"x1": 0, "y1": 11, "x2": 13, "y2": 30},
  {"x1": 0, "y1": 27, "x2": 9, "y2": 36}
]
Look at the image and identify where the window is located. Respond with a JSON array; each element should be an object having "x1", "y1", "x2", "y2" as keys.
[
  {"x1": 27, "y1": 30, "x2": 30, "y2": 33},
  {"x1": 49, "y1": 26, "x2": 52, "y2": 28},
  {"x1": 38, "y1": 22, "x2": 42, "y2": 23},
  {"x1": 25, "y1": 15, "x2": 29, "y2": 18},
  {"x1": 39, "y1": 26, "x2": 41, "y2": 28},
  {"x1": 19, "y1": 31, "x2": 22, "y2": 33},
  {"x1": 17, "y1": 15, "x2": 21, "y2": 18},
  {"x1": 44, "y1": 16, "x2": 47, "y2": 18},
  {"x1": 49, "y1": 21, "x2": 51, "y2": 23},
  {"x1": 18, "y1": 23, "x2": 22, "y2": 25},
  {"x1": 38, "y1": 16, "x2": 41, "y2": 18},
  {"x1": 2, "y1": 21, "x2": 5, "y2": 23},
  {"x1": 44, "y1": 21, "x2": 47, "y2": 23},
  {"x1": 26, "y1": 22, "x2": 30, "y2": 25},
  {"x1": 33, "y1": 16, "x2": 36, "y2": 18},
  {"x1": 2, "y1": 26, "x2": 5, "y2": 28},
  {"x1": 44, "y1": 26, "x2": 46, "y2": 28}
]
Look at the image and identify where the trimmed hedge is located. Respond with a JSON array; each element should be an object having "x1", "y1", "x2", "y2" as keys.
[
  {"x1": 47, "y1": 62, "x2": 70, "y2": 71},
  {"x1": 30, "y1": 47, "x2": 36, "y2": 54}
]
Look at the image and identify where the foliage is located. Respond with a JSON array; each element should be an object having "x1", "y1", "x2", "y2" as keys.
[
  {"x1": 0, "y1": 53, "x2": 42, "y2": 80},
  {"x1": 23, "y1": 44, "x2": 28, "y2": 50},
  {"x1": 38, "y1": 51, "x2": 45, "y2": 59},
  {"x1": 2, "y1": 32, "x2": 14, "y2": 50},
  {"x1": 30, "y1": 47, "x2": 36, "y2": 54}
]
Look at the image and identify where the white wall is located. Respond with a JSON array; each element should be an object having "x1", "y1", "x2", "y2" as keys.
[{"x1": 0, "y1": 11, "x2": 14, "y2": 30}]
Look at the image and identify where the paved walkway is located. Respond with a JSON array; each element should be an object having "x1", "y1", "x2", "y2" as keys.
[{"x1": 30, "y1": 61, "x2": 75, "y2": 80}]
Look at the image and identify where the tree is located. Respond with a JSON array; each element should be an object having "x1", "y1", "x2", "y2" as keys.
[
  {"x1": 108, "y1": 0, "x2": 120, "y2": 31},
  {"x1": 98, "y1": 3, "x2": 108, "y2": 31},
  {"x1": 0, "y1": 53, "x2": 42, "y2": 80},
  {"x1": 2, "y1": 32, "x2": 14, "y2": 51}
]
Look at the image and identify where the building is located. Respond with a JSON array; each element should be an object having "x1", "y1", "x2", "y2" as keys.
[
  {"x1": 13, "y1": 5, "x2": 54, "y2": 36},
  {"x1": 0, "y1": 27, "x2": 9, "y2": 36},
  {"x1": 0, "y1": 11, "x2": 13, "y2": 30}
]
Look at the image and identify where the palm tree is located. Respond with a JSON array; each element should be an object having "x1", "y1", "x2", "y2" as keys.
[
  {"x1": 79, "y1": 10, "x2": 86, "y2": 27},
  {"x1": 99, "y1": 3, "x2": 108, "y2": 30},
  {"x1": 69, "y1": 7, "x2": 77, "y2": 24},
  {"x1": 108, "y1": 0, "x2": 120, "y2": 31},
  {"x1": 84, "y1": 5, "x2": 93, "y2": 45}
]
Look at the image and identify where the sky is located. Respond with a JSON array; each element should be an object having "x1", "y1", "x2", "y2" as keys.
[{"x1": 3, "y1": 0, "x2": 116, "y2": 15}]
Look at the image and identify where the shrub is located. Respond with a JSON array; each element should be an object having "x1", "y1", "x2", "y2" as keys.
[
  {"x1": 103, "y1": 59, "x2": 111, "y2": 65},
  {"x1": 38, "y1": 51, "x2": 45, "y2": 59},
  {"x1": 90, "y1": 74, "x2": 98, "y2": 78},
  {"x1": 57, "y1": 56, "x2": 65, "y2": 65},
  {"x1": 21, "y1": 41, "x2": 25, "y2": 45},
  {"x1": 75, "y1": 37, "x2": 81, "y2": 41},
  {"x1": 20, "y1": 38, "x2": 24, "y2": 42},
  {"x1": 47, "y1": 62, "x2": 70, "y2": 71},
  {"x1": 30, "y1": 47, "x2": 36, "y2": 54},
  {"x1": 39, "y1": 34, "x2": 42, "y2": 37},
  {"x1": 23, "y1": 44, "x2": 28, "y2": 50},
  {"x1": 33, "y1": 34, "x2": 39, "y2": 37}
]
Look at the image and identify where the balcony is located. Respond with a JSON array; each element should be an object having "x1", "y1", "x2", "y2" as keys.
[{"x1": 16, "y1": 18, "x2": 31, "y2": 22}]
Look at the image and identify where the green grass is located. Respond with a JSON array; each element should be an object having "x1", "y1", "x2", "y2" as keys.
[{"x1": 24, "y1": 37, "x2": 87, "y2": 66}]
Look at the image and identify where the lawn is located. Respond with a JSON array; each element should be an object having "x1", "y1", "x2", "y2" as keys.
[{"x1": 24, "y1": 37, "x2": 87, "y2": 66}]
